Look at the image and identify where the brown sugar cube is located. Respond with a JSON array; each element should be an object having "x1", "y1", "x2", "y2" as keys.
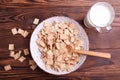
[
  {"x1": 8, "y1": 44, "x2": 14, "y2": 50},
  {"x1": 11, "y1": 28, "x2": 18, "y2": 35},
  {"x1": 23, "y1": 49, "x2": 29, "y2": 55},
  {"x1": 33, "y1": 18, "x2": 39, "y2": 25},
  {"x1": 30, "y1": 64, "x2": 37, "y2": 70},
  {"x1": 10, "y1": 51, "x2": 15, "y2": 57},
  {"x1": 4, "y1": 65, "x2": 12, "y2": 71},
  {"x1": 22, "y1": 31, "x2": 29, "y2": 38},
  {"x1": 18, "y1": 56, "x2": 26, "y2": 62},
  {"x1": 18, "y1": 28, "x2": 24, "y2": 34},
  {"x1": 29, "y1": 60, "x2": 35, "y2": 65}
]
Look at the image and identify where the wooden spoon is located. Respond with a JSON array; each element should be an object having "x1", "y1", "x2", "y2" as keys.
[{"x1": 66, "y1": 45, "x2": 111, "y2": 59}]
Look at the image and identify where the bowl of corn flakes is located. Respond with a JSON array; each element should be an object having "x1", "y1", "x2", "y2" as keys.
[{"x1": 30, "y1": 16, "x2": 89, "y2": 75}]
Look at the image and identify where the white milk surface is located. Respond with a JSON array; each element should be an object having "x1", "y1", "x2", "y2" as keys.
[{"x1": 89, "y1": 4, "x2": 111, "y2": 27}]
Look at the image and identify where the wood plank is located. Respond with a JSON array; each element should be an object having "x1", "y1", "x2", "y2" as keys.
[
  {"x1": 0, "y1": 26, "x2": 120, "y2": 51},
  {"x1": 0, "y1": 0, "x2": 120, "y2": 80},
  {"x1": 0, "y1": 7, "x2": 119, "y2": 28},
  {"x1": 0, "y1": 0, "x2": 120, "y2": 7},
  {"x1": 86, "y1": 27, "x2": 120, "y2": 50},
  {"x1": 0, "y1": 49, "x2": 119, "y2": 79}
]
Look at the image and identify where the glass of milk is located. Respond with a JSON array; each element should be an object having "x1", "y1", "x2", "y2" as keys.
[{"x1": 84, "y1": 2, "x2": 115, "y2": 32}]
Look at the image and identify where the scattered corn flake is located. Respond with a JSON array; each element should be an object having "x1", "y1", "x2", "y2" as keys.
[
  {"x1": 30, "y1": 64, "x2": 37, "y2": 70},
  {"x1": 22, "y1": 30, "x2": 29, "y2": 38},
  {"x1": 18, "y1": 28, "x2": 24, "y2": 34},
  {"x1": 10, "y1": 51, "x2": 15, "y2": 57},
  {"x1": 29, "y1": 60, "x2": 35, "y2": 65},
  {"x1": 75, "y1": 46, "x2": 80, "y2": 50},
  {"x1": 17, "y1": 28, "x2": 29, "y2": 38},
  {"x1": 18, "y1": 50, "x2": 22, "y2": 54},
  {"x1": 23, "y1": 48, "x2": 29, "y2": 55},
  {"x1": 14, "y1": 52, "x2": 21, "y2": 60},
  {"x1": 47, "y1": 50, "x2": 53, "y2": 56},
  {"x1": 23, "y1": 49, "x2": 29, "y2": 55},
  {"x1": 4, "y1": 65, "x2": 12, "y2": 71},
  {"x1": 64, "y1": 40, "x2": 70, "y2": 45},
  {"x1": 45, "y1": 64, "x2": 51, "y2": 69},
  {"x1": 36, "y1": 39, "x2": 45, "y2": 47},
  {"x1": 79, "y1": 40, "x2": 84, "y2": 46},
  {"x1": 67, "y1": 65, "x2": 73, "y2": 72},
  {"x1": 46, "y1": 59, "x2": 53, "y2": 65},
  {"x1": 33, "y1": 18, "x2": 39, "y2": 25},
  {"x1": 18, "y1": 56, "x2": 26, "y2": 62},
  {"x1": 11, "y1": 28, "x2": 18, "y2": 35},
  {"x1": 71, "y1": 37, "x2": 74, "y2": 42},
  {"x1": 64, "y1": 29, "x2": 69, "y2": 35},
  {"x1": 55, "y1": 43, "x2": 60, "y2": 50},
  {"x1": 9, "y1": 44, "x2": 14, "y2": 50}
]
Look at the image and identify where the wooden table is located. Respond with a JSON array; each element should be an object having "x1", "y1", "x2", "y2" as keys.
[{"x1": 0, "y1": 0, "x2": 120, "y2": 80}]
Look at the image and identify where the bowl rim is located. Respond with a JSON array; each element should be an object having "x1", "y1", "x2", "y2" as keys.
[{"x1": 30, "y1": 16, "x2": 89, "y2": 75}]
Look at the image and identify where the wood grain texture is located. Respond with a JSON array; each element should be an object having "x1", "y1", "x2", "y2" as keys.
[{"x1": 0, "y1": 0, "x2": 120, "y2": 80}]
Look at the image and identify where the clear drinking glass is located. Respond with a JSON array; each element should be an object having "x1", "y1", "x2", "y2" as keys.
[{"x1": 84, "y1": 2, "x2": 115, "y2": 33}]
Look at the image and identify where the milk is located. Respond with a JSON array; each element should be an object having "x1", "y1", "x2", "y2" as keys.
[
  {"x1": 84, "y1": 2, "x2": 115, "y2": 32},
  {"x1": 89, "y1": 4, "x2": 111, "y2": 27}
]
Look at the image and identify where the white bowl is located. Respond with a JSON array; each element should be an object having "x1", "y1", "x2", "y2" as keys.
[{"x1": 30, "y1": 16, "x2": 89, "y2": 75}]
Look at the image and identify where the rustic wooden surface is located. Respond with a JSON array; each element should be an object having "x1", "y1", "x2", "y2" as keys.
[{"x1": 0, "y1": 0, "x2": 120, "y2": 80}]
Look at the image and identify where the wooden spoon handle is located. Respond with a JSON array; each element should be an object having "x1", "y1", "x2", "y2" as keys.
[{"x1": 74, "y1": 50, "x2": 111, "y2": 59}]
